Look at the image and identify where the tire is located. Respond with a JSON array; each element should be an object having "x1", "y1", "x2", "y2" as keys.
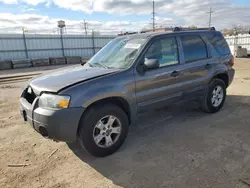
[
  {"x1": 201, "y1": 78, "x2": 227, "y2": 113},
  {"x1": 78, "y1": 104, "x2": 129, "y2": 157}
]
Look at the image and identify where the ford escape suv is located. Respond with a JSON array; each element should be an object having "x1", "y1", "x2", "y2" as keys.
[{"x1": 20, "y1": 27, "x2": 235, "y2": 157}]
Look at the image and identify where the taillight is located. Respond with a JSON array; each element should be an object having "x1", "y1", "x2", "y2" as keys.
[{"x1": 232, "y1": 55, "x2": 235, "y2": 67}]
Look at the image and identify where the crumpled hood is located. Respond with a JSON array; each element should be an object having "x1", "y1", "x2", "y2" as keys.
[{"x1": 29, "y1": 65, "x2": 118, "y2": 95}]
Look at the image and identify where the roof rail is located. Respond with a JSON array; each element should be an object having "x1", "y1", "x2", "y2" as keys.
[
  {"x1": 173, "y1": 27, "x2": 216, "y2": 32},
  {"x1": 117, "y1": 32, "x2": 139, "y2": 36}
]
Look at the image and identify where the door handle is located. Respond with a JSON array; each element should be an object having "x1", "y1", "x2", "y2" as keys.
[
  {"x1": 171, "y1": 70, "x2": 180, "y2": 77},
  {"x1": 205, "y1": 64, "x2": 212, "y2": 69}
]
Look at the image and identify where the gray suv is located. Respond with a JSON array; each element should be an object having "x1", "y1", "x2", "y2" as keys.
[{"x1": 20, "y1": 28, "x2": 235, "y2": 157}]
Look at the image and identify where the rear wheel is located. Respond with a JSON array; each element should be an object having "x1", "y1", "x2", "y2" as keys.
[
  {"x1": 201, "y1": 78, "x2": 227, "y2": 113},
  {"x1": 78, "y1": 104, "x2": 129, "y2": 157}
]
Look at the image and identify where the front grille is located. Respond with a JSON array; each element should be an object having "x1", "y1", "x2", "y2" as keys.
[{"x1": 23, "y1": 87, "x2": 37, "y2": 104}]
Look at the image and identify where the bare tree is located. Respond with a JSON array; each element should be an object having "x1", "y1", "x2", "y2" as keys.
[
  {"x1": 222, "y1": 25, "x2": 250, "y2": 36},
  {"x1": 188, "y1": 26, "x2": 197, "y2": 29},
  {"x1": 232, "y1": 25, "x2": 250, "y2": 35}
]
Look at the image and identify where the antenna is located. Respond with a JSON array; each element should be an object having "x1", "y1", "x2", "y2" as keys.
[
  {"x1": 152, "y1": 1, "x2": 156, "y2": 32},
  {"x1": 206, "y1": 7, "x2": 215, "y2": 28}
]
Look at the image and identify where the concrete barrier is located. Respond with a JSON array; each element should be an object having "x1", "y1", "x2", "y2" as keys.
[
  {"x1": 66, "y1": 56, "x2": 81, "y2": 64},
  {"x1": 12, "y1": 59, "x2": 32, "y2": 69},
  {"x1": 81, "y1": 56, "x2": 91, "y2": 64},
  {"x1": 236, "y1": 46, "x2": 248, "y2": 58},
  {"x1": 31, "y1": 58, "x2": 50, "y2": 67},
  {"x1": 0, "y1": 60, "x2": 13, "y2": 70},
  {"x1": 1, "y1": 56, "x2": 93, "y2": 70},
  {"x1": 49, "y1": 57, "x2": 66, "y2": 65}
]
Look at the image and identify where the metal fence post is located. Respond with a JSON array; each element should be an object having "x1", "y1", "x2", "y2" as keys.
[
  {"x1": 91, "y1": 30, "x2": 95, "y2": 55},
  {"x1": 22, "y1": 28, "x2": 28, "y2": 59},
  {"x1": 234, "y1": 34, "x2": 239, "y2": 57},
  {"x1": 60, "y1": 31, "x2": 65, "y2": 57}
]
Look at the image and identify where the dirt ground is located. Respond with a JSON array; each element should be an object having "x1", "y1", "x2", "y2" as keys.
[{"x1": 0, "y1": 59, "x2": 250, "y2": 188}]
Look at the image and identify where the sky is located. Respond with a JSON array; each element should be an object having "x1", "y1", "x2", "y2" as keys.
[{"x1": 0, "y1": 0, "x2": 249, "y2": 35}]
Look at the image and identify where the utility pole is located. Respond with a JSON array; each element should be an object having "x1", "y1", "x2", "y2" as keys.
[
  {"x1": 152, "y1": 1, "x2": 156, "y2": 32},
  {"x1": 22, "y1": 27, "x2": 28, "y2": 59},
  {"x1": 83, "y1": 19, "x2": 88, "y2": 35},
  {"x1": 207, "y1": 7, "x2": 214, "y2": 28}
]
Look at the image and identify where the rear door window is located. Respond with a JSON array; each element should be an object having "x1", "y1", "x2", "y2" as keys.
[{"x1": 180, "y1": 35, "x2": 208, "y2": 63}]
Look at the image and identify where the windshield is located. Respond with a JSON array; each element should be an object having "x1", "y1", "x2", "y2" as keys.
[{"x1": 86, "y1": 37, "x2": 147, "y2": 69}]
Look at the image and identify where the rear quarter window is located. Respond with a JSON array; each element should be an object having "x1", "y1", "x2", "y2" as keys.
[{"x1": 205, "y1": 33, "x2": 231, "y2": 55}]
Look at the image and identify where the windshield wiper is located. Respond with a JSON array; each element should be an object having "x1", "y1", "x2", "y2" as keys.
[{"x1": 89, "y1": 62, "x2": 108, "y2": 69}]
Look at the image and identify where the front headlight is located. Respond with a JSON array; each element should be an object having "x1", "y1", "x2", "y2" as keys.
[{"x1": 39, "y1": 93, "x2": 70, "y2": 109}]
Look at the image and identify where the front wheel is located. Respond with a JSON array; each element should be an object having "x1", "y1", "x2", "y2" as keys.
[
  {"x1": 78, "y1": 104, "x2": 129, "y2": 157},
  {"x1": 201, "y1": 78, "x2": 227, "y2": 113}
]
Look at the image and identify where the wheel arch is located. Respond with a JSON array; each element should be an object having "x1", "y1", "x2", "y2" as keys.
[
  {"x1": 212, "y1": 73, "x2": 229, "y2": 87},
  {"x1": 77, "y1": 97, "x2": 132, "y2": 135}
]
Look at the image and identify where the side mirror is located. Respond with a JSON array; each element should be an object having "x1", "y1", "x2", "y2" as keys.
[{"x1": 144, "y1": 59, "x2": 160, "y2": 70}]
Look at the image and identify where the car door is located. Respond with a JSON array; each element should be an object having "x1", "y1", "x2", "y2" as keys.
[
  {"x1": 134, "y1": 36, "x2": 183, "y2": 113},
  {"x1": 176, "y1": 34, "x2": 213, "y2": 98}
]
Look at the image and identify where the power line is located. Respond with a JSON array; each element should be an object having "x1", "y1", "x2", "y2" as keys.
[
  {"x1": 152, "y1": 1, "x2": 156, "y2": 32},
  {"x1": 206, "y1": 7, "x2": 215, "y2": 28}
]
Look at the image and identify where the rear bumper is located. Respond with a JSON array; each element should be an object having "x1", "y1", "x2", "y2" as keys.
[
  {"x1": 228, "y1": 68, "x2": 235, "y2": 86},
  {"x1": 20, "y1": 97, "x2": 84, "y2": 142}
]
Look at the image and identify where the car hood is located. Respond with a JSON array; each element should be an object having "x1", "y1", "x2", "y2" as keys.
[{"x1": 29, "y1": 65, "x2": 119, "y2": 95}]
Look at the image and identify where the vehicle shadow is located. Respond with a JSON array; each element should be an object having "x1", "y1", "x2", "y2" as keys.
[{"x1": 67, "y1": 95, "x2": 250, "y2": 188}]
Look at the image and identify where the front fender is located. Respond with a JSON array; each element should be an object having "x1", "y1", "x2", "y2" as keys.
[
  {"x1": 81, "y1": 85, "x2": 135, "y2": 108},
  {"x1": 60, "y1": 69, "x2": 136, "y2": 108}
]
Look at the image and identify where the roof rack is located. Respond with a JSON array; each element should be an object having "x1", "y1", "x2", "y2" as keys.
[
  {"x1": 117, "y1": 32, "x2": 139, "y2": 36},
  {"x1": 173, "y1": 27, "x2": 216, "y2": 32}
]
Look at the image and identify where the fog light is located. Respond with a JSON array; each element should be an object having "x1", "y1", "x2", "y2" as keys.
[{"x1": 38, "y1": 126, "x2": 48, "y2": 137}]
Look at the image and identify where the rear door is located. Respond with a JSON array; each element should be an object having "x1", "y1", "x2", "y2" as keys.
[{"x1": 177, "y1": 34, "x2": 213, "y2": 98}]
